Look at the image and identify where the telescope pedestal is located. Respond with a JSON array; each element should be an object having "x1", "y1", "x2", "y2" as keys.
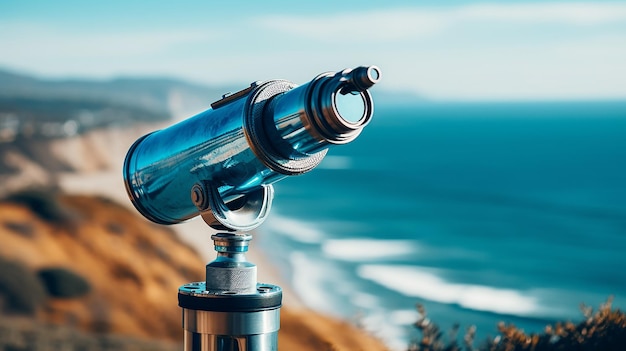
[{"x1": 178, "y1": 233, "x2": 282, "y2": 351}]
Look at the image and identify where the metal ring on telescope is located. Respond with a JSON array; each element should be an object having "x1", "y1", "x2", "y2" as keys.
[
  {"x1": 199, "y1": 183, "x2": 274, "y2": 232},
  {"x1": 244, "y1": 80, "x2": 328, "y2": 175}
]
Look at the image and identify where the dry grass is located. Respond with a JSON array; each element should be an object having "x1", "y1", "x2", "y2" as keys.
[{"x1": 408, "y1": 298, "x2": 626, "y2": 351}]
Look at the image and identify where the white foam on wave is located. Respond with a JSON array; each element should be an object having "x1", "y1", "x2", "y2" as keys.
[
  {"x1": 358, "y1": 265, "x2": 540, "y2": 316},
  {"x1": 389, "y1": 309, "x2": 421, "y2": 325},
  {"x1": 360, "y1": 309, "x2": 418, "y2": 351},
  {"x1": 290, "y1": 252, "x2": 329, "y2": 312},
  {"x1": 322, "y1": 239, "x2": 419, "y2": 261},
  {"x1": 352, "y1": 291, "x2": 380, "y2": 308},
  {"x1": 289, "y1": 251, "x2": 353, "y2": 316},
  {"x1": 263, "y1": 214, "x2": 324, "y2": 244}
]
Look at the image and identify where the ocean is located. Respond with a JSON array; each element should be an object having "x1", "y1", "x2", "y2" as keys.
[{"x1": 255, "y1": 101, "x2": 626, "y2": 350}]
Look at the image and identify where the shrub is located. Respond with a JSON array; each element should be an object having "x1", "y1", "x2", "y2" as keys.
[
  {"x1": 408, "y1": 298, "x2": 626, "y2": 351},
  {"x1": 486, "y1": 297, "x2": 626, "y2": 351},
  {"x1": 3, "y1": 187, "x2": 76, "y2": 227},
  {"x1": 37, "y1": 267, "x2": 91, "y2": 298},
  {"x1": 3, "y1": 221, "x2": 36, "y2": 237},
  {"x1": 408, "y1": 304, "x2": 468, "y2": 351},
  {"x1": 0, "y1": 257, "x2": 47, "y2": 315},
  {"x1": 109, "y1": 262, "x2": 143, "y2": 287},
  {"x1": 105, "y1": 221, "x2": 125, "y2": 235}
]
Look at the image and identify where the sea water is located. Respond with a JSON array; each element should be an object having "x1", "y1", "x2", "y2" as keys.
[{"x1": 256, "y1": 101, "x2": 626, "y2": 350}]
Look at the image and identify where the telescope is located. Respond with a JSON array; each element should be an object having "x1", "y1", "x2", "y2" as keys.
[{"x1": 123, "y1": 65, "x2": 380, "y2": 351}]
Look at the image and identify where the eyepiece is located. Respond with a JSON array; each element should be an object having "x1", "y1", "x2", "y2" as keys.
[
  {"x1": 341, "y1": 65, "x2": 381, "y2": 94},
  {"x1": 310, "y1": 66, "x2": 379, "y2": 144},
  {"x1": 266, "y1": 65, "x2": 381, "y2": 157}
]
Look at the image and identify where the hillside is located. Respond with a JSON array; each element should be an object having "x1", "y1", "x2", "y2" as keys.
[
  {"x1": 0, "y1": 123, "x2": 159, "y2": 197},
  {"x1": 0, "y1": 189, "x2": 390, "y2": 350}
]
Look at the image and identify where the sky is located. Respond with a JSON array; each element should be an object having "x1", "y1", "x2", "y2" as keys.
[{"x1": 1, "y1": 0, "x2": 625, "y2": 101}]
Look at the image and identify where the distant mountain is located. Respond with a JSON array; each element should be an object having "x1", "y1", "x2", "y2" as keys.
[
  {"x1": 0, "y1": 68, "x2": 240, "y2": 141},
  {"x1": 0, "y1": 68, "x2": 234, "y2": 117}
]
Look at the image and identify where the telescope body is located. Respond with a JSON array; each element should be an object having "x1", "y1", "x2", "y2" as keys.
[
  {"x1": 123, "y1": 66, "x2": 380, "y2": 351},
  {"x1": 124, "y1": 66, "x2": 380, "y2": 230}
]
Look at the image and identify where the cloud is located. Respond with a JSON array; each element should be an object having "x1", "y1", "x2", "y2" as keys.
[
  {"x1": 0, "y1": 21, "x2": 216, "y2": 61},
  {"x1": 252, "y1": 3, "x2": 626, "y2": 101},
  {"x1": 257, "y1": 3, "x2": 626, "y2": 42},
  {"x1": 462, "y1": 3, "x2": 626, "y2": 25},
  {"x1": 258, "y1": 10, "x2": 447, "y2": 41},
  {"x1": 385, "y1": 32, "x2": 626, "y2": 101},
  {"x1": 1, "y1": 3, "x2": 625, "y2": 100}
]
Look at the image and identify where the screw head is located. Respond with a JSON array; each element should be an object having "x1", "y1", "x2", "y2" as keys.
[{"x1": 191, "y1": 183, "x2": 209, "y2": 211}]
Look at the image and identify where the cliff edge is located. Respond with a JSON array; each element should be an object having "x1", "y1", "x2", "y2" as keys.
[{"x1": 0, "y1": 189, "x2": 388, "y2": 350}]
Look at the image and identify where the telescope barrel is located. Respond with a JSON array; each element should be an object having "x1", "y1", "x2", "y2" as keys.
[{"x1": 124, "y1": 66, "x2": 380, "y2": 230}]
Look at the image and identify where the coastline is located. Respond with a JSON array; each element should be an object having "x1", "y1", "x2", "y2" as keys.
[{"x1": 57, "y1": 171, "x2": 390, "y2": 350}]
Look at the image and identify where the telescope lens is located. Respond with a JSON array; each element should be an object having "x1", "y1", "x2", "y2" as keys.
[
  {"x1": 334, "y1": 92, "x2": 366, "y2": 124},
  {"x1": 369, "y1": 66, "x2": 381, "y2": 81}
]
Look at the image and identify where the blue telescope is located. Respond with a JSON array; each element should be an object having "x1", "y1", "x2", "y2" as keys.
[
  {"x1": 124, "y1": 66, "x2": 380, "y2": 231},
  {"x1": 124, "y1": 66, "x2": 380, "y2": 351}
]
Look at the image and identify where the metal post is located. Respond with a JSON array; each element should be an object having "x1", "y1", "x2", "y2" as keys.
[{"x1": 178, "y1": 233, "x2": 282, "y2": 351}]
